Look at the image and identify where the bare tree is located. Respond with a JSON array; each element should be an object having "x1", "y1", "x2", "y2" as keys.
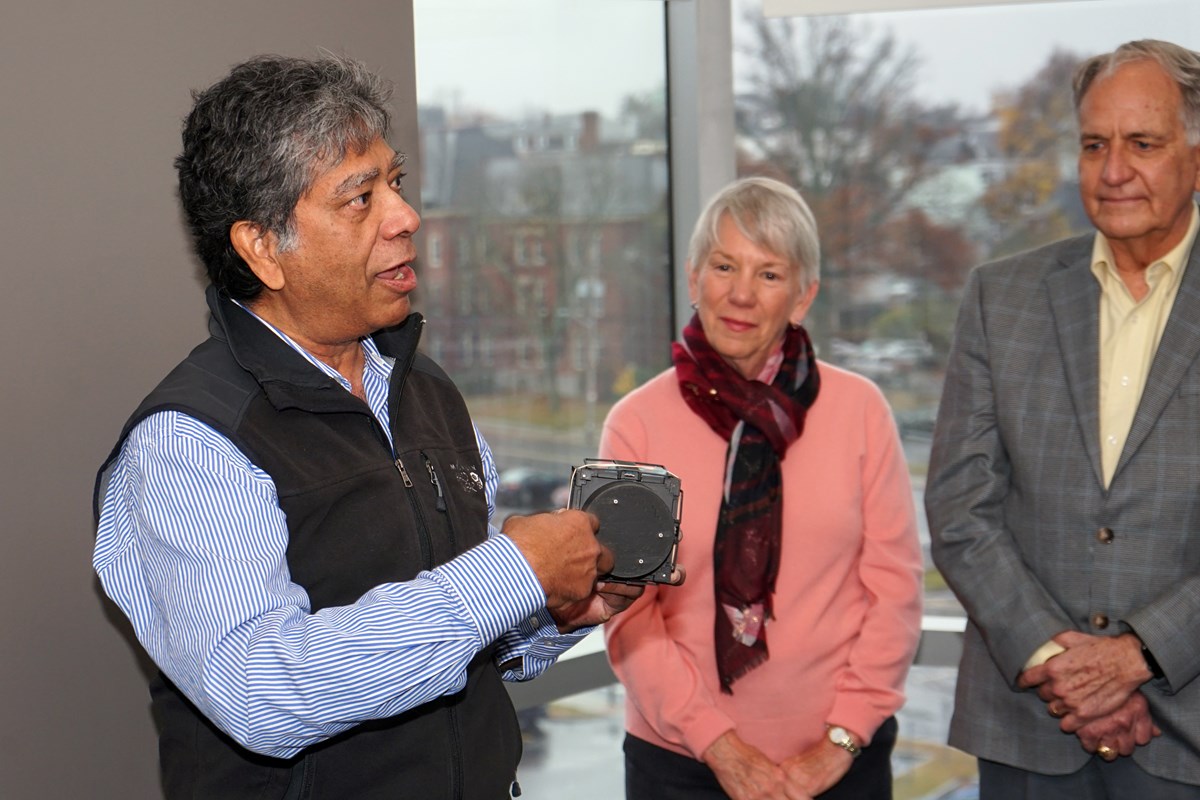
[{"x1": 735, "y1": 11, "x2": 965, "y2": 347}]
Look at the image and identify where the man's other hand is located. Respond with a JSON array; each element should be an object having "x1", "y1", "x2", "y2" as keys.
[
  {"x1": 1018, "y1": 631, "x2": 1151, "y2": 729},
  {"x1": 548, "y1": 580, "x2": 645, "y2": 632},
  {"x1": 1074, "y1": 690, "x2": 1161, "y2": 756}
]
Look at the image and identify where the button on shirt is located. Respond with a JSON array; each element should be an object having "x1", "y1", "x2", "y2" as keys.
[
  {"x1": 1093, "y1": 203, "x2": 1198, "y2": 488},
  {"x1": 94, "y1": 307, "x2": 583, "y2": 758}
]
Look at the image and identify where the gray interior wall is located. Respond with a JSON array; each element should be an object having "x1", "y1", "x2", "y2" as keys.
[{"x1": 0, "y1": 3, "x2": 419, "y2": 796}]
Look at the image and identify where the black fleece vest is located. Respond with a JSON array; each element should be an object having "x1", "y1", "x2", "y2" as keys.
[{"x1": 95, "y1": 287, "x2": 522, "y2": 800}]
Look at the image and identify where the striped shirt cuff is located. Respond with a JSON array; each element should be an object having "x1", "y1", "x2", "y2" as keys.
[
  {"x1": 432, "y1": 535, "x2": 546, "y2": 645},
  {"x1": 498, "y1": 610, "x2": 594, "y2": 680}
]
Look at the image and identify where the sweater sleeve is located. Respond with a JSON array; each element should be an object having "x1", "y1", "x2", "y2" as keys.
[
  {"x1": 599, "y1": 398, "x2": 737, "y2": 760},
  {"x1": 826, "y1": 384, "x2": 925, "y2": 744}
]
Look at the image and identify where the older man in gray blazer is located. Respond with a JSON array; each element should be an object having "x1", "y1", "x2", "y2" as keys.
[{"x1": 927, "y1": 40, "x2": 1200, "y2": 798}]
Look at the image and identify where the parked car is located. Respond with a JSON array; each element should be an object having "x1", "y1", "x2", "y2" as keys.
[{"x1": 496, "y1": 467, "x2": 569, "y2": 511}]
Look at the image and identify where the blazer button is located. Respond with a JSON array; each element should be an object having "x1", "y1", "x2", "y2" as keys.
[
  {"x1": 1097, "y1": 527, "x2": 1114, "y2": 544},
  {"x1": 1091, "y1": 613, "x2": 1110, "y2": 629}
]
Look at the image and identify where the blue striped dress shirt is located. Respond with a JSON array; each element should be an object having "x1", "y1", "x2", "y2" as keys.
[{"x1": 94, "y1": 311, "x2": 585, "y2": 758}]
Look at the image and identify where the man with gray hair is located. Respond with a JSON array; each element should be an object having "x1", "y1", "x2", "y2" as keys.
[
  {"x1": 93, "y1": 54, "x2": 640, "y2": 799},
  {"x1": 927, "y1": 39, "x2": 1200, "y2": 797}
]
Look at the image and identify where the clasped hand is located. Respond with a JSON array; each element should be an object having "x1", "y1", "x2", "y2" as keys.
[
  {"x1": 1017, "y1": 631, "x2": 1160, "y2": 757},
  {"x1": 703, "y1": 730, "x2": 855, "y2": 800}
]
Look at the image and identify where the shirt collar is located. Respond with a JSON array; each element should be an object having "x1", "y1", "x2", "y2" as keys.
[
  {"x1": 1090, "y1": 202, "x2": 1199, "y2": 296},
  {"x1": 231, "y1": 300, "x2": 394, "y2": 391}
]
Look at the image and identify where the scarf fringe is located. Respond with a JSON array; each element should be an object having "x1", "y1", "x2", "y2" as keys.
[{"x1": 719, "y1": 646, "x2": 770, "y2": 694}]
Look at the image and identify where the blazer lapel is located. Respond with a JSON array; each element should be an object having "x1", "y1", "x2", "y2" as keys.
[
  {"x1": 1046, "y1": 245, "x2": 1104, "y2": 489},
  {"x1": 1115, "y1": 245, "x2": 1200, "y2": 480}
]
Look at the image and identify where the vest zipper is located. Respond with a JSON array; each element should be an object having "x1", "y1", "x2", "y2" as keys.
[
  {"x1": 395, "y1": 457, "x2": 414, "y2": 487},
  {"x1": 422, "y1": 452, "x2": 448, "y2": 512},
  {"x1": 394, "y1": 456, "x2": 433, "y2": 568},
  {"x1": 448, "y1": 702, "x2": 464, "y2": 800},
  {"x1": 377, "y1": 330, "x2": 468, "y2": 794},
  {"x1": 417, "y1": 452, "x2": 460, "y2": 795}
]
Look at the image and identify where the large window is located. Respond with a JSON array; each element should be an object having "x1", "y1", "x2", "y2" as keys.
[
  {"x1": 413, "y1": 0, "x2": 671, "y2": 491},
  {"x1": 414, "y1": 1, "x2": 1197, "y2": 797}
]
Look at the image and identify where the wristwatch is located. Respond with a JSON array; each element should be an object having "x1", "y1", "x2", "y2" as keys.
[{"x1": 826, "y1": 725, "x2": 861, "y2": 759}]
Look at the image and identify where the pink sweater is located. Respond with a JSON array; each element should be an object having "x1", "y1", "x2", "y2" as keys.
[{"x1": 600, "y1": 361, "x2": 923, "y2": 763}]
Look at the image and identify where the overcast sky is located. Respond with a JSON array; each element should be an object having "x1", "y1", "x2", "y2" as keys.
[
  {"x1": 413, "y1": 0, "x2": 1199, "y2": 119},
  {"x1": 413, "y1": 0, "x2": 667, "y2": 119},
  {"x1": 878, "y1": 0, "x2": 1200, "y2": 113}
]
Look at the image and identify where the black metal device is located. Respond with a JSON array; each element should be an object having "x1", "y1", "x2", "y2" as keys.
[{"x1": 567, "y1": 459, "x2": 683, "y2": 585}]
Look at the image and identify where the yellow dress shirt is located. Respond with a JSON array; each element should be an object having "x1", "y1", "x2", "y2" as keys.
[{"x1": 1094, "y1": 203, "x2": 1199, "y2": 488}]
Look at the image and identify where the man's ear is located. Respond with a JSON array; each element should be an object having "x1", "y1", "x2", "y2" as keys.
[
  {"x1": 1191, "y1": 143, "x2": 1200, "y2": 193},
  {"x1": 230, "y1": 221, "x2": 285, "y2": 291}
]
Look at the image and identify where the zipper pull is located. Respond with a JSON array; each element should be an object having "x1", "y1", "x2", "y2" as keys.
[
  {"x1": 424, "y1": 455, "x2": 447, "y2": 512},
  {"x1": 395, "y1": 458, "x2": 413, "y2": 487}
]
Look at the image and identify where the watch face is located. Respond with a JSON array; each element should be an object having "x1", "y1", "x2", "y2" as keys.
[{"x1": 827, "y1": 726, "x2": 860, "y2": 758}]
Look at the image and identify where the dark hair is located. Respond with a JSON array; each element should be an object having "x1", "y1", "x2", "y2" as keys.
[
  {"x1": 1073, "y1": 40, "x2": 1200, "y2": 146},
  {"x1": 176, "y1": 54, "x2": 393, "y2": 299}
]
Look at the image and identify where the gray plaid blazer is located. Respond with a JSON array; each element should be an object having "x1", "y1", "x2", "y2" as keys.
[{"x1": 926, "y1": 233, "x2": 1200, "y2": 785}]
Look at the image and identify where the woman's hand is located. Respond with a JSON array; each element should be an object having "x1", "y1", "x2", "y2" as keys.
[
  {"x1": 781, "y1": 738, "x2": 853, "y2": 797},
  {"x1": 702, "y1": 731, "x2": 813, "y2": 800}
]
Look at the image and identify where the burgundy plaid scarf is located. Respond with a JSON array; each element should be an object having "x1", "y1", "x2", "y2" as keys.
[{"x1": 672, "y1": 313, "x2": 820, "y2": 692}]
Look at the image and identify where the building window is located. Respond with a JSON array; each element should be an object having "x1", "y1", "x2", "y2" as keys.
[{"x1": 428, "y1": 232, "x2": 443, "y2": 269}]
